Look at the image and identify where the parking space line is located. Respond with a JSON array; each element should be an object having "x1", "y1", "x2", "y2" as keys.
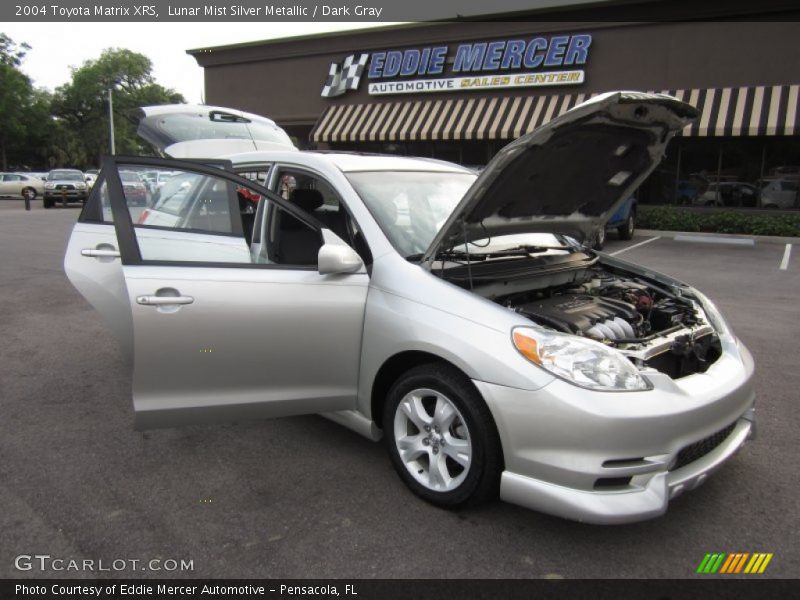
[
  {"x1": 674, "y1": 234, "x2": 755, "y2": 246},
  {"x1": 780, "y1": 244, "x2": 792, "y2": 270},
  {"x1": 609, "y1": 236, "x2": 661, "y2": 256}
]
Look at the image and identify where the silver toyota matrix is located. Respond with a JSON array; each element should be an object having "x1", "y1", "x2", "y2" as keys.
[{"x1": 65, "y1": 94, "x2": 755, "y2": 524}]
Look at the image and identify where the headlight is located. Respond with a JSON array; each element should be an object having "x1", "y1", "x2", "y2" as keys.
[
  {"x1": 512, "y1": 326, "x2": 650, "y2": 391},
  {"x1": 44, "y1": 182, "x2": 54, "y2": 189},
  {"x1": 76, "y1": 183, "x2": 86, "y2": 189},
  {"x1": 690, "y1": 290, "x2": 733, "y2": 337}
]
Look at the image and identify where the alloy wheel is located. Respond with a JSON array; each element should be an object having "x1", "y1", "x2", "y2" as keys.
[{"x1": 393, "y1": 388, "x2": 472, "y2": 492}]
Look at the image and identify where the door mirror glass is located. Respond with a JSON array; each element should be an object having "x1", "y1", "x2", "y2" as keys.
[{"x1": 318, "y1": 242, "x2": 363, "y2": 275}]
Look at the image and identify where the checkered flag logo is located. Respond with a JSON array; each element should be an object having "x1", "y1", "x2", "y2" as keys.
[{"x1": 321, "y1": 53, "x2": 370, "y2": 98}]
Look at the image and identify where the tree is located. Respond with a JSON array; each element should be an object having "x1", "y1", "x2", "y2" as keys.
[
  {"x1": 53, "y1": 48, "x2": 185, "y2": 166},
  {"x1": 0, "y1": 34, "x2": 34, "y2": 169},
  {"x1": 0, "y1": 32, "x2": 30, "y2": 67}
]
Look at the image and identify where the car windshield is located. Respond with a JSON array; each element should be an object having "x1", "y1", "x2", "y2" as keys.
[
  {"x1": 120, "y1": 172, "x2": 141, "y2": 182},
  {"x1": 347, "y1": 170, "x2": 570, "y2": 259},
  {"x1": 346, "y1": 171, "x2": 476, "y2": 258},
  {"x1": 48, "y1": 171, "x2": 83, "y2": 181}
]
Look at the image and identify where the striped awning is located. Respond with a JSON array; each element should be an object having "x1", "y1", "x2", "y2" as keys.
[{"x1": 311, "y1": 84, "x2": 800, "y2": 143}]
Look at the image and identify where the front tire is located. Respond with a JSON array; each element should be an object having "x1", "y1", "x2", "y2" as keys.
[
  {"x1": 383, "y1": 363, "x2": 502, "y2": 508},
  {"x1": 22, "y1": 187, "x2": 36, "y2": 201}
]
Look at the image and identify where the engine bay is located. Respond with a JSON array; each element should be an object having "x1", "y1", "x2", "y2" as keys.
[{"x1": 474, "y1": 263, "x2": 722, "y2": 379}]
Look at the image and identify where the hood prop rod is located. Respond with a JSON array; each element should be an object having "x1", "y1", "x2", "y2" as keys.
[{"x1": 461, "y1": 218, "x2": 474, "y2": 290}]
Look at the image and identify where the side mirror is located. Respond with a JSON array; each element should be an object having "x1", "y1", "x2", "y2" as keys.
[{"x1": 318, "y1": 243, "x2": 363, "y2": 275}]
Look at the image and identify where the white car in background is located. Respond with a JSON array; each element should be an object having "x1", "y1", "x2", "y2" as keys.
[
  {"x1": 759, "y1": 179, "x2": 799, "y2": 209},
  {"x1": 0, "y1": 173, "x2": 45, "y2": 201},
  {"x1": 84, "y1": 169, "x2": 99, "y2": 190}
]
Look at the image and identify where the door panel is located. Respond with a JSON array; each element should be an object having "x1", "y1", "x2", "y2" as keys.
[
  {"x1": 124, "y1": 264, "x2": 368, "y2": 429},
  {"x1": 64, "y1": 223, "x2": 133, "y2": 362},
  {"x1": 94, "y1": 155, "x2": 369, "y2": 429}
]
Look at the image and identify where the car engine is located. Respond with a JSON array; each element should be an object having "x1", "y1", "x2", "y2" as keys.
[{"x1": 497, "y1": 266, "x2": 722, "y2": 378}]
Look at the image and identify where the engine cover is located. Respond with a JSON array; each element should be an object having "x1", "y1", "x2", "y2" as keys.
[{"x1": 516, "y1": 294, "x2": 640, "y2": 340}]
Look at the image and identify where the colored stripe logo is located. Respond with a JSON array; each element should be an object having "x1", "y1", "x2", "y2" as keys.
[{"x1": 696, "y1": 553, "x2": 773, "y2": 574}]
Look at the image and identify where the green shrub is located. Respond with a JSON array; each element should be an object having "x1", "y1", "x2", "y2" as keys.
[{"x1": 637, "y1": 206, "x2": 800, "y2": 237}]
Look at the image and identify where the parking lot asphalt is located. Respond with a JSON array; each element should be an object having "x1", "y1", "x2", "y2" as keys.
[{"x1": 1, "y1": 199, "x2": 798, "y2": 579}]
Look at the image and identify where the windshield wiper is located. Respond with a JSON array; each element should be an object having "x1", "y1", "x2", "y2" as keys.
[
  {"x1": 440, "y1": 245, "x2": 565, "y2": 259},
  {"x1": 407, "y1": 244, "x2": 569, "y2": 263}
]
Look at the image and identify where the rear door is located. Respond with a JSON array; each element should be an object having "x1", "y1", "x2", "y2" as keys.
[{"x1": 66, "y1": 156, "x2": 369, "y2": 429}]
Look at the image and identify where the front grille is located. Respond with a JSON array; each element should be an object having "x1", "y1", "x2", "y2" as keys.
[
  {"x1": 57, "y1": 184, "x2": 75, "y2": 190},
  {"x1": 670, "y1": 422, "x2": 736, "y2": 471},
  {"x1": 594, "y1": 477, "x2": 632, "y2": 489}
]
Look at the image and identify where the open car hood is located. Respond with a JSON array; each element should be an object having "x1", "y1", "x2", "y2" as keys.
[
  {"x1": 134, "y1": 104, "x2": 297, "y2": 159},
  {"x1": 421, "y1": 91, "x2": 697, "y2": 267}
]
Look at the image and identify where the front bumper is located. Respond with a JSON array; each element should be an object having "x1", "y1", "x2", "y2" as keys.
[
  {"x1": 45, "y1": 190, "x2": 88, "y2": 200},
  {"x1": 475, "y1": 338, "x2": 756, "y2": 524}
]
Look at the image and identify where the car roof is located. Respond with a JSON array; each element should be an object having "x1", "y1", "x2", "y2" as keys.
[{"x1": 223, "y1": 149, "x2": 471, "y2": 174}]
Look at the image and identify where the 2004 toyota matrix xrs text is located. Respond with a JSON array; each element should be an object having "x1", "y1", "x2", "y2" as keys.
[{"x1": 65, "y1": 93, "x2": 755, "y2": 524}]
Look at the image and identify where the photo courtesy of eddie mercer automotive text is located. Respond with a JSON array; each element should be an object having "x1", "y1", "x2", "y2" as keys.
[{"x1": 65, "y1": 92, "x2": 756, "y2": 525}]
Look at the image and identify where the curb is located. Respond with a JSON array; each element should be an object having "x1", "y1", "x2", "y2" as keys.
[{"x1": 637, "y1": 229, "x2": 800, "y2": 246}]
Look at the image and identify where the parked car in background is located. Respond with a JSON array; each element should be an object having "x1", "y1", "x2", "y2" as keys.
[
  {"x1": 695, "y1": 182, "x2": 759, "y2": 207},
  {"x1": 84, "y1": 169, "x2": 99, "y2": 190},
  {"x1": 142, "y1": 170, "x2": 174, "y2": 197},
  {"x1": 593, "y1": 197, "x2": 636, "y2": 250},
  {"x1": 43, "y1": 169, "x2": 88, "y2": 208},
  {"x1": 119, "y1": 170, "x2": 149, "y2": 206},
  {"x1": 676, "y1": 179, "x2": 703, "y2": 205},
  {"x1": 759, "y1": 179, "x2": 799, "y2": 209},
  {"x1": 0, "y1": 173, "x2": 45, "y2": 201}
]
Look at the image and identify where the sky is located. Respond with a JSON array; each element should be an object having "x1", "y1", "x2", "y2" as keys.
[{"x1": 1, "y1": 22, "x2": 399, "y2": 103}]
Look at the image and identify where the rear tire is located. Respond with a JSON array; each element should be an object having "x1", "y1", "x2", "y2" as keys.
[
  {"x1": 383, "y1": 363, "x2": 502, "y2": 508},
  {"x1": 617, "y1": 213, "x2": 635, "y2": 240},
  {"x1": 22, "y1": 187, "x2": 36, "y2": 201},
  {"x1": 592, "y1": 226, "x2": 606, "y2": 250}
]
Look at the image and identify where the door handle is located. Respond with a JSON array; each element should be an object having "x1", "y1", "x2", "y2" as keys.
[
  {"x1": 81, "y1": 248, "x2": 120, "y2": 258},
  {"x1": 136, "y1": 295, "x2": 194, "y2": 306}
]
